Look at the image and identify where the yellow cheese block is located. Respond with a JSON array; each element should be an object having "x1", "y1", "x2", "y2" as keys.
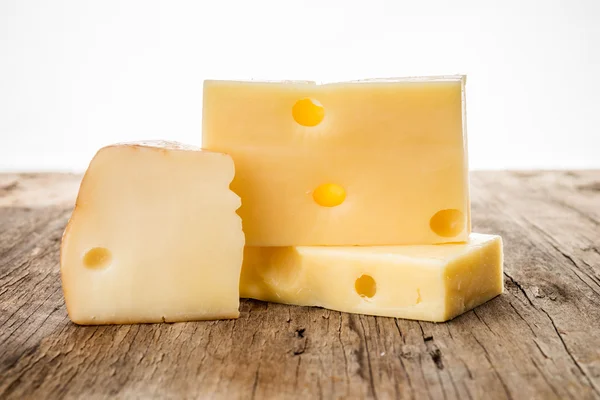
[
  {"x1": 240, "y1": 233, "x2": 503, "y2": 322},
  {"x1": 203, "y1": 76, "x2": 470, "y2": 246},
  {"x1": 60, "y1": 141, "x2": 244, "y2": 324}
]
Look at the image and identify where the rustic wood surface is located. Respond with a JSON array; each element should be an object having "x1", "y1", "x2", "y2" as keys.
[{"x1": 0, "y1": 171, "x2": 599, "y2": 400}]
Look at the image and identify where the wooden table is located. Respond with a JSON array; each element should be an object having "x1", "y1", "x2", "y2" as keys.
[{"x1": 1, "y1": 172, "x2": 599, "y2": 399}]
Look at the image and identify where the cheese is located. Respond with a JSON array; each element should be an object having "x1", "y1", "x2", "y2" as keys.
[
  {"x1": 203, "y1": 76, "x2": 470, "y2": 246},
  {"x1": 60, "y1": 141, "x2": 244, "y2": 324},
  {"x1": 240, "y1": 233, "x2": 503, "y2": 322}
]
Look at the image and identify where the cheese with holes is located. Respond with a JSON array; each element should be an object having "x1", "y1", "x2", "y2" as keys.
[
  {"x1": 240, "y1": 233, "x2": 503, "y2": 322},
  {"x1": 60, "y1": 141, "x2": 244, "y2": 324},
  {"x1": 203, "y1": 76, "x2": 470, "y2": 246}
]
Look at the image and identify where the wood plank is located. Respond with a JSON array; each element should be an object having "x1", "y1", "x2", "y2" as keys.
[
  {"x1": 0, "y1": 173, "x2": 81, "y2": 208},
  {"x1": 0, "y1": 171, "x2": 599, "y2": 399}
]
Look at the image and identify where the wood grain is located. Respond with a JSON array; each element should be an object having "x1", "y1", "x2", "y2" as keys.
[{"x1": 0, "y1": 171, "x2": 599, "y2": 399}]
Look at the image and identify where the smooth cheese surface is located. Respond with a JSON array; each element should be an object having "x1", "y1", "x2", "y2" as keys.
[
  {"x1": 240, "y1": 233, "x2": 503, "y2": 322},
  {"x1": 203, "y1": 76, "x2": 470, "y2": 246},
  {"x1": 60, "y1": 141, "x2": 244, "y2": 325}
]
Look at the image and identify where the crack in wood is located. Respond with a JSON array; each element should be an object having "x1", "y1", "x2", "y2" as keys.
[
  {"x1": 336, "y1": 314, "x2": 351, "y2": 386},
  {"x1": 428, "y1": 347, "x2": 444, "y2": 371},
  {"x1": 503, "y1": 271, "x2": 535, "y2": 307},
  {"x1": 1, "y1": 284, "x2": 62, "y2": 348},
  {"x1": 532, "y1": 339, "x2": 550, "y2": 360},
  {"x1": 251, "y1": 366, "x2": 260, "y2": 400},
  {"x1": 472, "y1": 309, "x2": 498, "y2": 337},
  {"x1": 582, "y1": 246, "x2": 600, "y2": 257},
  {"x1": 547, "y1": 243, "x2": 600, "y2": 293},
  {"x1": 472, "y1": 336, "x2": 513, "y2": 400},
  {"x1": 540, "y1": 307, "x2": 600, "y2": 396},
  {"x1": 521, "y1": 216, "x2": 600, "y2": 301},
  {"x1": 508, "y1": 302, "x2": 537, "y2": 338},
  {"x1": 548, "y1": 196, "x2": 600, "y2": 226},
  {"x1": 530, "y1": 357, "x2": 561, "y2": 399},
  {"x1": 393, "y1": 319, "x2": 414, "y2": 397},
  {"x1": 357, "y1": 317, "x2": 378, "y2": 400}
]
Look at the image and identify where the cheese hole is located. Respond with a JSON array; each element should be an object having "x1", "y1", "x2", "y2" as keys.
[
  {"x1": 429, "y1": 209, "x2": 465, "y2": 237},
  {"x1": 313, "y1": 183, "x2": 346, "y2": 207},
  {"x1": 292, "y1": 98, "x2": 325, "y2": 127},
  {"x1": 355, "y1": 275, "x2": 376, "y2": 298},
  {"x1": 83, "y1": 247, "x2": 112, "y2": 269}
]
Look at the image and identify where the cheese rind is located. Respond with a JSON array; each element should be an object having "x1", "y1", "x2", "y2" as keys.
[
  {"x1": 240, "y1": 233, "x2": 503, "y2": 322},
  {"x1": 203, "y1": 77, "x2": 470, "y2": 246},
  {"x1": 60, "y1": 141, "x2": 244, "y2": 324}
]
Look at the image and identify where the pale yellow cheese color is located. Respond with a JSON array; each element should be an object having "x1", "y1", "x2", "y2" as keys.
[
  {"x1": 60, "y1": 141, "x2": 244, "y2": 325},
  {"x1": 240, "y1": 233, "x2": 503, "y2": 322},
  {"x1": 203, "y1": 76, "x2": 470, "y2": 246}
]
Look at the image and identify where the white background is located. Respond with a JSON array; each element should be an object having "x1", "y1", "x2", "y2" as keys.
[{"x1": 1, "y1": 0, "x2": 599, "y2": 172}]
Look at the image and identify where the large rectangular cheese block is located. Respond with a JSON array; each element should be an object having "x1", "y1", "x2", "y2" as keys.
[
  {"x1": 240, "y1": 233, "x2": 503, "y2": 322},
  {"x1": 60, "y1": 141, "x2": 245, "y2": 324},
  {"x1": 203, "y1": 76, "x2": 470, "y2": 246}
]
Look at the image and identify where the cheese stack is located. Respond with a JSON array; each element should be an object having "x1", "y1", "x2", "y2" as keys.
[
  {"x1": 60, "y1": 76, "x2": 503, "y2": 325},
  {"x1": 202, "y1": 77, "x2": 503, "y2": 322}
]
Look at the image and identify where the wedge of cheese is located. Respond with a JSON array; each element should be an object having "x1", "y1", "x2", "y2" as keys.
[
  {"x1": 60, "y1": 141, "x2": 244, "y2": 325},
  {"x1": 240, "y1": 233, "x2": 503, "y2": 322},
  {"x1": 203, "y1": 76, "x2": 469, "y2": 246}
]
